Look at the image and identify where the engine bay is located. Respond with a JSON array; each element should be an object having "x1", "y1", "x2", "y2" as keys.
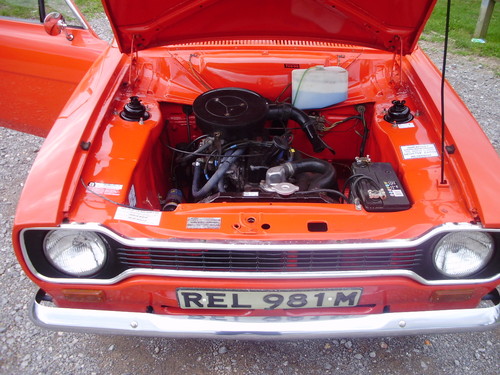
[
  {"x1": 77, "y1": 46, "x2": 448, "y2": 216},
  {"x1": 157, "y1": 87, "x2": 409, "y2": 211}
]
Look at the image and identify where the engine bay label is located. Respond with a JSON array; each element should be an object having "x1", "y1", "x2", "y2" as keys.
[
  {"x1": 88, "y1": 182, "x2": 123, "y2": 196},
  {"x1": 187, "y1": 217, "x2": 221, "y2": 229},
  {"x1": 114, "y1": 206, "x2": 162, "y2": 225},
  {"x1": 400, "y1": 144, "x2": 439, "y2": 159},
  {"x1": 397, "y1": 122, "x2": 415, "y2": 129}
]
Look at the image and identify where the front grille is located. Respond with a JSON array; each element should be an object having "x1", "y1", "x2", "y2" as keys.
[{"x1": 116, "y1": 247, "x2": 424, "y2": 273}]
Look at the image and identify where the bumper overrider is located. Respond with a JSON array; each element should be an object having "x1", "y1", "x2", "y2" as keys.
[{"x1": 31, "y1": 290, "x2": 500, "y2": 339}]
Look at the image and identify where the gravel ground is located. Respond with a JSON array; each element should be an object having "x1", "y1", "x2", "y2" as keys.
[{"x1": 0, "y1": 18, "x2": 499, "y2": 375}]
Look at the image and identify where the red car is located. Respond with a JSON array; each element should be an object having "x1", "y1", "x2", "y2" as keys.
[{"x1": 0, "y1": 0, "x2": 498, "y2": 338}]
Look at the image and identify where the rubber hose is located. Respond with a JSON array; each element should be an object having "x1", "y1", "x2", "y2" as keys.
[
  {"x1": 268, "y1": 104, "x2": 325, "y2": 153},
  {"x1": 192, "y1": 148, "x2": 245, "y2": 198},
  {"x1": 288, "y1": 159, "x2": 337, "y2": 190}
]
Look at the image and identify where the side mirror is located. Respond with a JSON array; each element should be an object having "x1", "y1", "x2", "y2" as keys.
[{"x1": 43, "y1": 12, "x2": 74, "y2": 41}]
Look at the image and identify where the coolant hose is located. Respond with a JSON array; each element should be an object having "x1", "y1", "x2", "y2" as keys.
[
  {"x1": 192, "y1": 148, "x2": 246, "y2": 198},
  {"x1": 286, "y1": 159, "x2": 336, "y2": 190},
  {"x1": 268, "y1": 104, "x2": 325, "y2": 153}
]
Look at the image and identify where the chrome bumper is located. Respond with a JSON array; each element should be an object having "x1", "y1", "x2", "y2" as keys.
[{"x1": 30, "y1": 290, "x2": 500, "y2": 339}]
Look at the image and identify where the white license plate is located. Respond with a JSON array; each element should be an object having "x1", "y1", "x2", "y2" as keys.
[{"x1": 177, "y1": 288, "x2": 363, "y2": 310}]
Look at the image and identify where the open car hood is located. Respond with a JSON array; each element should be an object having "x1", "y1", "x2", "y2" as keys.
[{"x1": 102, "y1": 0, "x2": 436, "y2": 55}]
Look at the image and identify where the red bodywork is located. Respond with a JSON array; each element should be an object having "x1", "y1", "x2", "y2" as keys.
[{"x1": 1, "y1": 0, "x2": 499, "y2": 336}]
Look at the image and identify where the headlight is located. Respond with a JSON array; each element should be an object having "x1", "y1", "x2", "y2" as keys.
[
  {"x1": 43, "y1": 230, "x2": 107, "y2": 277},
  {"x1": 433, "y1": 232, "x2": 494, "y2": 277}
]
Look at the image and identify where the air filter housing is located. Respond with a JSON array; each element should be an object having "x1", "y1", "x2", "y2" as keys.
[{"x1": 193, "y1": 88, "x2": 268, "y2": 140}]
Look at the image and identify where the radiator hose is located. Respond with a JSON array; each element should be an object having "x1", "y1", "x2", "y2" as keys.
[
  {"x1": 268, "y1": 104, "x2": 325, "y2": 153},
  {"x1": 280, "y1": 159, "x2": 337, "y2": 190},
  {"x1": 192, "y1": 148, "x2": 246, "y2": 199}
]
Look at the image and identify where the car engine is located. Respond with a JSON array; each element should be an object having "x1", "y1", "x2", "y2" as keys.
[{"x1": 162, "y1": 87, "x2": 352, "y2": 207}]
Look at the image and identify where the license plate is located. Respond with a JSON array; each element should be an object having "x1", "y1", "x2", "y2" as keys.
[{"x1": 177, "y1": 288, "x2": 362, "y2": 310}]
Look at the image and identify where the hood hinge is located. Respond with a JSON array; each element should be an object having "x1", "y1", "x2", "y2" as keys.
[{"x1": 128, "y1": 34, "x2": 140, "y2": 87}]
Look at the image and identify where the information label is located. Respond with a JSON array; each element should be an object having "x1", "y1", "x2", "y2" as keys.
[
  {"x1": 88, "y1": 182, "x2": 122, "y2": 196},
  {"x1": 114, "y1": 206, "x2": 162, "y2": 226},
  {"x1": 401, "y1": 144, "x2": 439, "y2": 160},
  {"x1": 397, "y1": 122, "x2": 415, "y2": 129},
  {"x1": 187, "y1": 217, "x2": 222, "y2": 229}
]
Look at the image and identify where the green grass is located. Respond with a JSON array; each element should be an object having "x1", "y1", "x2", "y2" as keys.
[
  {"x1": 422, "y1": 0, "x2": 500, "y2": 58},
  {"x1": 74, "y1": 0, "x2": 103, "y2": 18},
  {"x1": 0, "y1": 0, "x2": 39, "y2": 19}
]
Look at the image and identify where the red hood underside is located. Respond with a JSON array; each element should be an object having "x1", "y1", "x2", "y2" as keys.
[{"x1": 102, "y1": 0, "x2": 436, "y2": 54}]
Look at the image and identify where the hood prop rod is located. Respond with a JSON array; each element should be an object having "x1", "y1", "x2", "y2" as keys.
[{"x1": 440, "y1": 0, "x2": 452, "y2": 185}]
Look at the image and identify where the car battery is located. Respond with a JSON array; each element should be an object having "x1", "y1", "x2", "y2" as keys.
[{"x1": 350, "y1": 161, "x2": 411, "y2": 212}]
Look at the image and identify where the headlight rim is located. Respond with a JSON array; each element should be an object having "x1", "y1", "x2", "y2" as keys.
[
  {"x1": 432, "y1": 231, "x2": 494, "y2": 278},
  {"x1": 43, "y1": 229, "x2": 109, "y2": 277}
]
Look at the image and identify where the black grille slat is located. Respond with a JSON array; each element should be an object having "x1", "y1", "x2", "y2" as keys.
[{"x1": 115, "y1": 247, "x2": 424, "y2": 273}]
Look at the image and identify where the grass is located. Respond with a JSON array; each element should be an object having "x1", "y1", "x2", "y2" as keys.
[
  {"x1": 0, "y1": 0, "x2": 39, "y2": 19},
  {"x1": 422, "y1": 0, "x2": 500, "y2": 58},
  {"x1": 74, "y1": 0, "x2": 103, "y2": 17}
]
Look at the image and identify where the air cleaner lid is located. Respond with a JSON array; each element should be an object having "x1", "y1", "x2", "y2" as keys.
[{"x1": 193, "y1": 88, "x2": 268, "y2": 140}]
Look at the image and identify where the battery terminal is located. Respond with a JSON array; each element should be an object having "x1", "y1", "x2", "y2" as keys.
[
  {"x1": 355, "y1": 155, "x2": 372, "y2": 166},
  {"x1": 368, "y1": 189, "x2": 387, "y2": 200}
]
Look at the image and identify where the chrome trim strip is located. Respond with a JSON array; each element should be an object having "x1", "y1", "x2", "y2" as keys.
[
  {"x1": 30, "y1": 291, "x2": 500, "y2": 339},
  {"x1": 64, "y1": 0, "x2": 88, "y2": 29},
  {"x1": 20, "y1": 222, "x2": 500, "y2": 286}
]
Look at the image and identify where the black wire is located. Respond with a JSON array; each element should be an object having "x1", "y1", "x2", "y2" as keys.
[
  {"x1": 275, "y1": 83, "x2": 292, "y2": 103},
  {"x1": 440, "y1": 0, "x2": 451, "y2": 184},
  {"x1": 349, "y1": 176, "x2": 381, "y2": 203},
  {"x1": 341, "y1": 174, "x2": 381, "y2": 202},
  {"x1": 295, "y1": 189, "x2": 348, "y2": 202},
  {"x1": 163, "y1": 143, "x2": 265, "y2": 158},
  {"x1": 186, "y1": 134, "x2": 209, "y2": 149},
  {"x1": 81, "y1": 179, "x2": 151, "y2": 211},
  {"x1": 319, "y1": 136, "x2": 336, "y2": 155},
  {"x1": 342, "y1": 174, "x2": 366, "y2": 194}
]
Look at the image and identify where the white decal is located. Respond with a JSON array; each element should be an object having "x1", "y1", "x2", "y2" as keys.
[
  {"x1": 401, "y1": 144, "x2": 439, "y2": 160},
  {"x1": 243, "y1": 192, "x2": 259, "y2": 197},
  {"x1": 187, "y1": 217, "x2": 222, "y2": 229},
  {"x1": 114, "y1": 206, "x2": 162, "y2": 226},
  {"x1": 397, "y1": 122, "x2": 415, "y2": 129},
  {"x1": 392, "y1": 190, "x2": 404, "y2": 197},
  {"x1": 88, "y1": 182, "x2": 123, "y2": 196}
]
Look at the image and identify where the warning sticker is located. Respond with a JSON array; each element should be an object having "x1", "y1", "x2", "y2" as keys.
[
  {"x1": 88, "y1": 182, "x2": 123, "y2": 196},
  {"x1": 401, "y1": 144, "x2": 439, "y2": 160},
  {"x1": 384, "y1": 181, "x2": 404, "y2": 197},
  {"x1": 114, "y1": 206, "x2": 162, "y2": 226},
  {"x1": 187, "y1": 217, "x2": 221, "y2": 229},
  {"x1": 397, "y1": 122, "x2": 415, "y2": 129}
]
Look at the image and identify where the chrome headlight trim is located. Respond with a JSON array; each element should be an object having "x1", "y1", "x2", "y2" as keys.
[
  {"x1": 20, "y1": 222, "x2": 500, "y2": 286},
  {"x1": 43, "y1": 229, "x2": 108, "y2": 277},
  {"x1": 433, "y1": 231, "x2": 494, "y2": 278}
]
